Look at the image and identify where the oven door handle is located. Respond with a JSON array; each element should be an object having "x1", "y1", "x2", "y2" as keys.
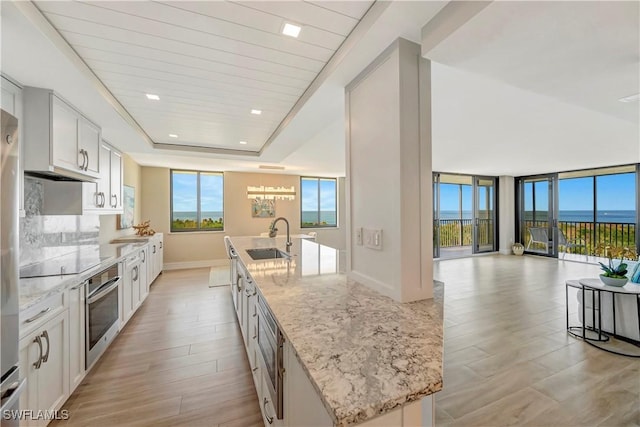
[{"x1": 87, "y1": 277, "x2": 120, "y2": 304}]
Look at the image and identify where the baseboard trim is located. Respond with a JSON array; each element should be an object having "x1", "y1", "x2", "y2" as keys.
[{"x1": 163, "y1": 259, "x2": 229, "y2": 271}]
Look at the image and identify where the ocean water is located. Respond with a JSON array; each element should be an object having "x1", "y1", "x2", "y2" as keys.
[
  {"x1": 173, "y1": 211, "x2": 338, "y2": 225},
  {"x1": 174, "y1": 210, "x2": 634, "y2": 224},
  {"x1": 302, "y1": 211, "x2": 336, "y2": 225},
  {"x1": 173, "y1": 211, "x2": 223, "y2": 221},
  {"x1": 438, "y1": 210, "x2": 636, "y2": 223}
]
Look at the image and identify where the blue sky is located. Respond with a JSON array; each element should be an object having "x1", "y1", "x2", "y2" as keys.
[
  {"x1": 559, "y1": 173, "x2": 635, "y2": 211},
  {"x1": 172, "y1": 172, "x2": 223, "y2": 212},
  {"x1": 301, "y1": 178, "x2": 336, "y2": 212},
  {"x1": 525, "y1": 173, "x2": 636, "y2": 211},
  {"x1": 439, "y1": 184, "x2": 472, "y2": 212}
]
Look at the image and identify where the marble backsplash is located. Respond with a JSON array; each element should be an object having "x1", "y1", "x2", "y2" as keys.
[{"x1": 20, "y1": 177, "x2": 100, "y2": 266}]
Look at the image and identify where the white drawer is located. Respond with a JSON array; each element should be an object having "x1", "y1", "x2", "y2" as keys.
[{"x1": 19, "y1": 292, "x2": 65, "y2": 338}]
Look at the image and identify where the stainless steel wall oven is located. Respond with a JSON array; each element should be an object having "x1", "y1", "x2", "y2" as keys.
[{"x1": 85, "y1": 263, "x2": 121, "y2": 368}]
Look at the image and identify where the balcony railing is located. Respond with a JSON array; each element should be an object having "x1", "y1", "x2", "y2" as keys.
[
  {"x1": 436, "y1": 219, "x2": 472, "y2": 248},
  {"x1": 434, "y1": 219, "x2": 495, "y2": 248},
  {"x1": 522, "y1": 220, "x2": 637, "y2": 254}
]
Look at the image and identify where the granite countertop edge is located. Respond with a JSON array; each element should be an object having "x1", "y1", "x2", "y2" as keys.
[{"x1": 19, "y1": 241, "x2": 148, "y2": 311}]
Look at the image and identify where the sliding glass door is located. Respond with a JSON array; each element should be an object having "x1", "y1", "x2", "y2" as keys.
[
  {"x1": 433, "y1": 173, "x2": 497, "y2": 258},
  {"x1": 518, "y1": 165, "x2": 638, "y2": 259},
  {"x1": 433, "y1": 174, "x2": 440, "y2": 259},
  {"x1": 518, "y1": 175, "x2": 557, "y2": 256},
  {"x1": 473, "y1": 177, "x2": 496, "y2": 253}
]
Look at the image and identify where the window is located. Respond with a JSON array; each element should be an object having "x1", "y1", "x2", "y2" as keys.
[
  {"x1": 171, "y1": 170, "x2": 224, "y2": 231},
  {"x1": 301, "y1": 177, "x2": 337, "y2": 228}
]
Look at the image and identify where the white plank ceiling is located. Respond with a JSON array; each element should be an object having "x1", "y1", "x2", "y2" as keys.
[{"x1": 34, "y1": 0, "x2": 374, "y2": 152}]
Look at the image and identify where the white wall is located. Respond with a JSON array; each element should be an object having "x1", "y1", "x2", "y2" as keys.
[
  {"x1": 140, "y1": 168, "x2": 346, "y2": 268},
  {"x1": 498, "y1": 176, "x2": 515, "y2": 254},
  {"x1": 346, "y1": 38, "x2": 433, "y2": 303}
]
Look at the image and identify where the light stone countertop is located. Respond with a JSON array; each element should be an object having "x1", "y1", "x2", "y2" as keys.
[
  {"x1": 230, "y1": 236, "x2": 444, "y2": 427},
  {"x1": 19, "y1": 241, "x2": 147, "y2": 311}
]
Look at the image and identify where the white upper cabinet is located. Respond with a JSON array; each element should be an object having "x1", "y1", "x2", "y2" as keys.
[
  {"x1": 1, "y1": 75, "x2": 25, "y2": 215},
  {"x1": 78, "y1": 118, "x2": 100, "y2": 175},
  {"x1": 23, "y1": 86, "x2": 101, "y2": 182},
  {"x1": 83, "y1": 140, "x2": 123, "y2": 213},
  {"x1": 109, "y1": 146, "x2": 123, "y2": 210}
]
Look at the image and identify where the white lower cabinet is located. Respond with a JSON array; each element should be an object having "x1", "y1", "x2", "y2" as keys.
[
  {"x1": 149, "y1": 234, "x2": 164, "y2": 284},
  {"x1": 283, "y1": 342, "x2": 332, "y2": 426},
  {"x1": 139, "y1": 245, "x2": 149, "y2": 302},
  {"x1": 19, "y1": 309, "x2": 69, "y2": 427},
  {"x1": 120, "y1": 270, "x2": 132, "y2": 326},
  {"x1": 68, "y1": 283, "x2": 86, "y2": 390},
  {"x1": 262, "y1": 373, "x2": 286, "y2": 427}
]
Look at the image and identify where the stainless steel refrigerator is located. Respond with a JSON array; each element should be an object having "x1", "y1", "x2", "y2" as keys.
[{"x1": 1, "y1": 109, "x2": 25, "y2": 426}]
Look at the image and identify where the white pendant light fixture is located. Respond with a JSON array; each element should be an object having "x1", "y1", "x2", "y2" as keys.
[{"x1": 247, "y1": 186, "x2": 296, "y2": 200}]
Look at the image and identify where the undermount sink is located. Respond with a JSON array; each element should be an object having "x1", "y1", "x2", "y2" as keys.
[{"x1": 246, "y1": 248, "x2": 291, "y2": 260}]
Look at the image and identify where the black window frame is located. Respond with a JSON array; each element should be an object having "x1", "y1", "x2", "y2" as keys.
[
  {"x1": 300, "y1": 176, "x2": 338, "y2": 229},
  {"x1": 170, "y1": 169, "x2": 224, "y2": 232}
]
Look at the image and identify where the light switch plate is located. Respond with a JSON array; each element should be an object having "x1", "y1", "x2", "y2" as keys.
[{"x1": 364, "y1": 228, "x2": 382, "y2": 250}]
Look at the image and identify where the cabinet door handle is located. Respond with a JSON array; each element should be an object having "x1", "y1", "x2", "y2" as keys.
[
  {"x1": 40, "y1": 330, "x2": 50, "y2": 363},
  {"x1": 100, "y1": 192, "x2": 106, "y2": 208},
  {"x1": 84, "y1": 151, "x2": 89, "y2": 171},
  {"x1": 133, "y1": 265, "x2": 139, "y2": 282},
  {"x1": 33, "y1": 336, "x2": 43, "y2": 369},
  {"x1": 141, "y1": 250, "x2": 146, "y2": 263},
  {"x1": 111, "y1": 194, "x2": 117, "y2": 208},
  {"x1": 25, "y1": 307, "x2": 51, "y2": 323},
  {"x1": 252, "y1": 366, "x2": 258, "y2": 372},
  {"x1": 263, "y1": 398, "x2": 274, "y2": 424},
  {"x1": 153, "y1": 245, "x2": 156, "y2": 254},
  {"x1": 159, "y1": 242, "x2": 162, "y2": 249},
  {"x1": 79, "y1": 149, "x2": 86, "y2": 170},
  {"x1": 253, "y1": 325, "x2": 257, "y2": 340}
]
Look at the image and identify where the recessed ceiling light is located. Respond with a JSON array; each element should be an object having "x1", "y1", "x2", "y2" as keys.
[
  {"x1": 146, "y1": 93, "x2": 160, "y2": 101},
  {"x1": 239, "y1": 141, "x2": 248, "y2": 145},
  {"x1": 282, "y1": 23, "x2": 301, "y2": 38},
  {"x1": 169, "y1": 134, "x2": 178, "y2": 138},
  {"x1": 619, "y1": 93, "x2": 640, "y2": 103},
  {"x1": 251, "y1": 109, "x2": 262, "y2": 115}
]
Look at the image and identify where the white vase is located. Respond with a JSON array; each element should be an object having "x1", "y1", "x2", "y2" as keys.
[
  {"x1": 512, "y1": 245, "x2": 524, "y2": 256},
  {"x1": 599, "y1": 275, "x2": 628, "y2": 287}
]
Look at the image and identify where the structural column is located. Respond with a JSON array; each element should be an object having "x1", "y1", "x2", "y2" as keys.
[
  {"x1": 345, "y1": 38, "x2": 433, "y2": 302},
  {"x1": 499, "y1": 176, "x2": 516, "y2": 254}
]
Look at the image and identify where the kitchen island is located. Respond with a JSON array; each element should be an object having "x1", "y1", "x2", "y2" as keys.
[{"x1": 229, "y1": 236, "x2": 443, "y2": 427}]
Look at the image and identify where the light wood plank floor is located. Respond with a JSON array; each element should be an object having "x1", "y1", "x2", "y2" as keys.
[
  {"x1": 53, "y1": 257, "x2": 639, "y2": 426},
  {"x1": 52, "y1": 268, "x2": 262, "y2": 427},
  {"x1": 434, "y1": 255, "x2": 640, "y2": 427}
]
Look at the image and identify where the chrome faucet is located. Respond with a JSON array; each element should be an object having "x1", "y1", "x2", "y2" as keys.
[{"x1": 269, "y1": 217, "x2": 292, "y2": 252}]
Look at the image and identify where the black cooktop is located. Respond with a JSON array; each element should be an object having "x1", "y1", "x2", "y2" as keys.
[{"x1": 20, "y1": 248, "x2": 107, "y2": 279}]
